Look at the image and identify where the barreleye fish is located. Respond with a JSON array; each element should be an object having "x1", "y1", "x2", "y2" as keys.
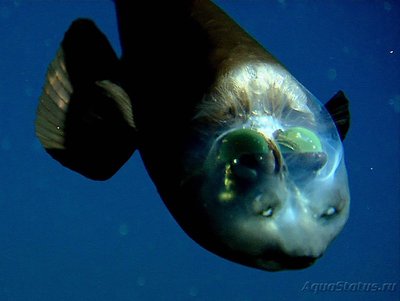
[{"x1": 35, "y1": 0, "x2": 350, "y2": 271}]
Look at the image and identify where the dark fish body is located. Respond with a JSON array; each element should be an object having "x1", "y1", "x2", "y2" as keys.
[{"x1": 36, "y1": 0, "x2": 350, "y2": 271}]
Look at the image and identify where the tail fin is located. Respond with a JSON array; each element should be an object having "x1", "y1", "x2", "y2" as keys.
[{"x1": 35, "y1": 19, "x2": 137, "y2": 180}]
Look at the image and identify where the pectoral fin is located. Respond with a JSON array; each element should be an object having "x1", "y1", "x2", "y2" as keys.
[
  {"x1": 35, "y1": 19, "x2": 137, "y2": 180},
  {"x1": 324, "y1": 90, "x2": 350, "y2": 141}
]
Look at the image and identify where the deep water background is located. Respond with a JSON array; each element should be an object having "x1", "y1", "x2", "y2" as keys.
[{"x1": 0, "y1": 1, "x2": 399, "y2": 300}]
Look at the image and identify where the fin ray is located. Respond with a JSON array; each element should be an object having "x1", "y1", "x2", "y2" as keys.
[{"x1": 35, "y1": 19, "x2": 137, "y2": 180}]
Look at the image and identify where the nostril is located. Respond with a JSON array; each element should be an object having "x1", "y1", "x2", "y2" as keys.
[
  {"x1": 260, "y1": 207, "x2": 273, "y2": 217},
  {"x1": 253, "y1": 194, "x2": 280, "y2": 218},
  {"x1": 320, "y1": 206, "x2": 338, "y2": 219}
]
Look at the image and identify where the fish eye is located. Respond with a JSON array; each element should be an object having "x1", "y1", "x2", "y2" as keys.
[
  {"x1": 284, "y1": 152, "x2": 327, "y2": 173},
  {"x1": 217, "y1": 129, "x2": 273, "y2": 184},
  {"x1": 215, "y1": 129, "x2": 276, "y2": 200},
  {"x1": 230, "y1": 155, "x2": 260, "y2": 182},
  {"x1": 275, "y1": 127, "x2": 322, "y2": 153},
  {"x1": 218, "y1": 128, "x2": 270, "y2": 164},
  {"x1": 274, "y1": 127, "x2": 327, "y2": 175}
]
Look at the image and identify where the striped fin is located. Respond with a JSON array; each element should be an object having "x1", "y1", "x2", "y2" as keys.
[{"x1": 35, "y1": 19, "x2": 137, "y2": 180}]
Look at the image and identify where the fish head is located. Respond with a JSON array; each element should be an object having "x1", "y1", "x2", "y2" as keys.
[{"x1": 177, "y1": 64, "x2": 350, "y2": 271}]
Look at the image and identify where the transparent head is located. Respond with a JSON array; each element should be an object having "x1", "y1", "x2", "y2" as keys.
[
  {"x1": 194, "y1": 87, "x2": 349, "y2": 270},
  {"x1": 178, "y1": 76, "x2": 350, "y2": 271}
]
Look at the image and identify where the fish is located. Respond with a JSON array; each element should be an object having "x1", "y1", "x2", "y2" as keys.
[{"x1": 35, "y1": 0, "x2": 350, "y2": 271}]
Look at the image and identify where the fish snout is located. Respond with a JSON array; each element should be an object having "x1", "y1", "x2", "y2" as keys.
[{"x1": 257, "y1": 250, "x2": 321, "y2": 271}]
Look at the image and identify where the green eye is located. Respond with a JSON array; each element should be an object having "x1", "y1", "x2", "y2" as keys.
[
  {"x1": 218, "y1": 129, "x2": 269, "y2": 163},
  {"x1": 275, "y1": 127, "x2": 327, "y2": 175},
  {"x1": 276, "y1": 127, "x2": 322, "y2": 153},
  {"x1": 216, "y1": 129, "x2": 271, "y2": 202}
]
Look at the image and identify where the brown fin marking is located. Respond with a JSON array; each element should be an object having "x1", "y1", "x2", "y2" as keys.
[
  {"x1": 324, "y1": 90, "x2": 350, "y2": 141},
  {"x1": 35, "y1": 19, "x2": 137, "y2": 180}
]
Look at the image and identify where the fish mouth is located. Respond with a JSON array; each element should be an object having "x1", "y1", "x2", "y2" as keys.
[{"x1": 256, "y1": 251, "x2": 321, "y2": 271}]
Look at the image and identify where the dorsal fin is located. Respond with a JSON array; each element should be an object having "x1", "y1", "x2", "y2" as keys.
[
  {"x1": 35, "y1": 19, "x2": 137, "y2": 180},
  {"x1": 324, "y1": 90, "x2": 350, "y2": 141}
]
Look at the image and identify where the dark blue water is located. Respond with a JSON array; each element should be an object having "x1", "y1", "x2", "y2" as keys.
[{"x1": 0, "y1": 1, "x2": 399, "y2": 300}]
